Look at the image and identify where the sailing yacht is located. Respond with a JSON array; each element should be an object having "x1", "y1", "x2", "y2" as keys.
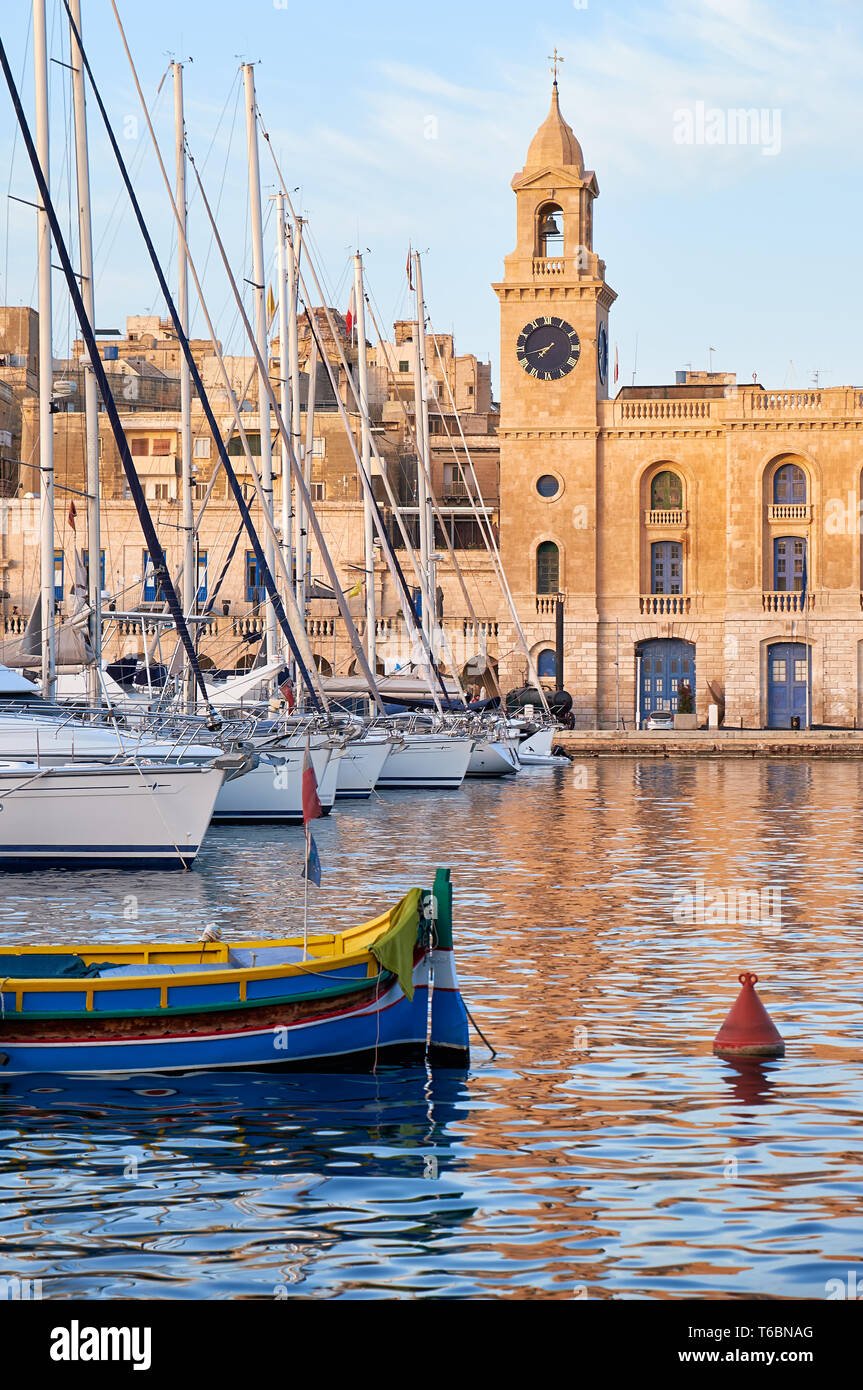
[{"x1": 0, "y1": 756, "x2": 226, "y2": 869}]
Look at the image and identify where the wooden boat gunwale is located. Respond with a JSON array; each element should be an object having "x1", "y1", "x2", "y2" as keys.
[{"x1": 0, "y1": 891, "x2": 419, "y2": 1018}]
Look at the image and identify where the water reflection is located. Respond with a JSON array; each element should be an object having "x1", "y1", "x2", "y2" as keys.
[{"x1": 1, "y1": 760, "x2": 862, "y2": 1298}]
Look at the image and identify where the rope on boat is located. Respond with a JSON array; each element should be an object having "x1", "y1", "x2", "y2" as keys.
[{"x1": 464, "y1": 1002, "x2": 497, "y2": 1059}]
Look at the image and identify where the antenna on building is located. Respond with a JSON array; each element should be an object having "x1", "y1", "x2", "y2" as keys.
[
  {"x1": 811, "y1": 368, "x2": 829, "y2": 387},
  {"x1": 631, "y1": 332, "x2": 639, "y2": 386},
  {"x1": 708, "y1": 346, "x2": 716, "y2": 371}
]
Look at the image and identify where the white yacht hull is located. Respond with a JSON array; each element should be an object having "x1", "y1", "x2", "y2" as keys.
[
  {"x1": 0, "y1": 760, "x2": 225, "y2": 869},
  {"x1": 378, "y1": 735, "x2": 472, "y2": 791},
  {"x1": 212, "y1": 743, "x2": 338, "y2": 822},
  {"x1": 515, "y1": 726, "x2": 570, "y2": 766},
  {"x1": 333, "y1": 737, "x2": 392, "y2": 799},
  {"x1": 466, "y1": 739, "x2": 520, "y2": 777}
]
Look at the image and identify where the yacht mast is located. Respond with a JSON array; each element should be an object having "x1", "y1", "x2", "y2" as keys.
[
  {"x1": 33, "y1": 0, "x2": 55, "y2": 700},
  {"x1": 172, "y1": 60, "x2": 195, "y2": 710},
  {"x1": 68, "y1": 0, "x2": 101, "y2": 704},
  {"x1": 412, "y1": 251, "x2": 435, "y2": 644},
  {"x1": 275, "y1": 192, "x2": 293, "y2": 626},
  {"x1": 288, "y1": 221, "x2": 306, "y2": 621},
  {"x1": 352, "y1": 253, "x2": 376, "y2": 693},
  {"x1": 242, "y1": 62, "x2": 277, "y2": 666},
  {"x1": 303, "y1": 330, "x2": 318, "y2": 641}
]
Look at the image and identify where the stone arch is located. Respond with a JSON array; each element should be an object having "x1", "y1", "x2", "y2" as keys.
[
  {"x1": 535, "y1": 537, "x2": 561, "y2": 594},
  {"x1": 760, "y1": 451, "x2": 816, "y2": 592},
  {"x1": 535, "y1": 200, "x2": 564, "y2": 258},
  {"x1": 638, "y1": 460, "x2": 691, "y2": 595}
]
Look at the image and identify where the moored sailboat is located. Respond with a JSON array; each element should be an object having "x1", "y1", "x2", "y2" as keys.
[{"x1": 0, "y1": 757, "x2": 229, "y2": 868}]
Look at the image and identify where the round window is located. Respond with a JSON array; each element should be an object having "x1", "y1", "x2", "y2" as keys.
[{"x1": 536, "y1": 474, "x2": 560, "y2": 498}]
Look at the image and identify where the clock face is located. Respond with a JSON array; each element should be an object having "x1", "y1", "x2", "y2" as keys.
[
  {"x1": 516, "y1": 316, "x2": 580, "y2": 381},
  {"x1": 597, "y1": 322, "x2": 609, "y2": 384}
]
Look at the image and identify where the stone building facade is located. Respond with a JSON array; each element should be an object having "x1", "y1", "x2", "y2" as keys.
[
  {"x1": 493, "y1": 81, "x2": 863, "y2": 729},
  {"x1": 0, "y1": 304, "x2": 500, "y2": 681}
]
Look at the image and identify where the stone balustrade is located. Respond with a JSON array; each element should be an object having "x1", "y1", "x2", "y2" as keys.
[
  {"x1": 762, "y1": 590, "x2": 814, "y2": 613},
  {"x1": 639, "y1": 593, "x2": 691, "y2": 616},
  {"x1": 645, "y1": 508, "x2": 687, "y2": 527}
]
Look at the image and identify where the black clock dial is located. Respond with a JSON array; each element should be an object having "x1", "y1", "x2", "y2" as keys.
[
  {"x1": 516, "y1": 316, "x2": 580, "y2": 381},
  {"x1": 597, "y1": 321, "x2": 608, "y2": 384}
]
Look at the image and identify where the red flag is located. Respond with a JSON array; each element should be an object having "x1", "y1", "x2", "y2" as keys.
[
  {"x1": 302, "y1": 741, "x2": 322, "y2": 824},
  {"x1": 406, "y1": 245, "x2": 414, "y2": 291},
  {"x1": 278, "y1": 671, "x2": 295, "y2": 712},
  {"x1": 345, "y1": 286, "x2": 356, "y2": 340},
  {"x1": 613, "y1": 344, "x2": 619, "y2": 384},
  {"x1": 68, "y1": 499, "x2": 77, "y2": 530}
]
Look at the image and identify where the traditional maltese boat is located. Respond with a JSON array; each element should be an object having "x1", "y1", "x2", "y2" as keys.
[{"x1": 0, "y1": 870, "x2": 469, "y2": 1075}]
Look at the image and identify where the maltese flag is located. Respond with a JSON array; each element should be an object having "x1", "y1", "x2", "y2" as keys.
[
  {"x1": 345, "y1": 287, "x2": 356, "y2": 341},
  {"x1": 302, "y1": 741, "x2": 323, "y2": 825}
]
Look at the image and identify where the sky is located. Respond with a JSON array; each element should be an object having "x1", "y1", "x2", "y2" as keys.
[{"x1": 1, "y1": 0, "x2": 861, "y2": 394}]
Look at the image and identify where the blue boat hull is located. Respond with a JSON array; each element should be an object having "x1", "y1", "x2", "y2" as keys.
[{"x1": 0, "y1": 956, "x2": 469, "y2": 1076}]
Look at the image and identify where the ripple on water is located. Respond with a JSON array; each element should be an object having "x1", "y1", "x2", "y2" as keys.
[{"x1": 1, "y1": 759, "x2": 863, "y2": 1298}]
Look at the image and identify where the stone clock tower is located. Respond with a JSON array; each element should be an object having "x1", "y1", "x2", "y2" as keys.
[{"x1": 493, "y1": 79, "x2": 616, "y2": 721}]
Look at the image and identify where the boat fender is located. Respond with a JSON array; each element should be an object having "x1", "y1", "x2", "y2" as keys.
[{"x1": 0, "y1": 1054, "x2": 8, "y2": 1067}]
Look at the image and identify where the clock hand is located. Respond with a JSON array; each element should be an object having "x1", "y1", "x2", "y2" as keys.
[{"x1": 527, "y1": 344, "x2": 552, "y2": 357}]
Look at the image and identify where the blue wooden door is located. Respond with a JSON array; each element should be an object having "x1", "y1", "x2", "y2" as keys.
[
  {"x1": 639, "y1": 638, "x2": 695, "y2": 721},
  {"x1": 651, "y1": 541, "x2": 682, "y2": 594},
  {"x1": 773, "y1": 536, "x2": 806, "y2": 591},
  {"x1": 767, "y1": 642, "x2": 810, "y2": 727},
  {"x1": 142, "y1": 551, "x2": 157, "y2": 602}
]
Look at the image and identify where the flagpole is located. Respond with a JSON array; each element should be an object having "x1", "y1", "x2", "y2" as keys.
[
  {"x1": 243, "y1": 62, "x2": 277, "y2": 667},
  {"x1": 303, "y1": 824, "x2": 309, "y2": 960},
  {"x1": 805, "y1": 573, "x2": 810, "y2": 730}
]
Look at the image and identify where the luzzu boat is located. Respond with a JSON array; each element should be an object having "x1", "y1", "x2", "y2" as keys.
[{"x1": 0, "y1": 870, "x2": 469, "y2": 1076}]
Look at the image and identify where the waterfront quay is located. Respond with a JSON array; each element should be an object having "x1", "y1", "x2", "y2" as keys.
[{"x1": 556, "y1": 728, "x2": 863, "y2": 757}]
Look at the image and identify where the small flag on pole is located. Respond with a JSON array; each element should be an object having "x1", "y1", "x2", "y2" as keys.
[
  {"x1": 266, "y1": 284, "x2": 276, "y2": 320},
  {"x1": 346, "y1": 577, "x2": 364, "y2": 599},
  {"x1": 406, "y1": 245, "x2": 414, "y2": 290},
  {"x1": 302, "y1": 740, "x2": 323, "y2": 826},
  {"x1": 614, "y1": 344, "x2": 619, "y2": 384},
  {"x1": 300, "y1": 741, "x2": 323, "y2": 954},
  {"x1": 302, "y1": 831, "x2": 322, "y2": 886},
  {"x1": 345, "y1": 286, "x2": 356, "y2": 341},
  {"x1": 68, "y1": 499, "x2": 77, "y2": 530},
  {"x1": 277, "y1": 665, "x2": 295, "y2": 711}
]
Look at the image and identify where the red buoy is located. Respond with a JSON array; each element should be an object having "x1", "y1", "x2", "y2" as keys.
[{"x1": 713, "y1": 972, "x2": 785, "y2": 1058}]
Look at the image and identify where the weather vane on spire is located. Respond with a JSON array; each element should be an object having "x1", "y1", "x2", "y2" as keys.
[{"x1": 548, "y1": 48, "x2": 564, "y2": 83}]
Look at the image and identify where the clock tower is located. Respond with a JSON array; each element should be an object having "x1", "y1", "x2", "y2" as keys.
[{"x1": 492, "y1": 77, "x2": 616, "y2": 720}]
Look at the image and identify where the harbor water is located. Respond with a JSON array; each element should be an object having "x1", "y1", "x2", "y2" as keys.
[{"x1": 1, "y1": 757, "x2": 862, "y2": 1299}]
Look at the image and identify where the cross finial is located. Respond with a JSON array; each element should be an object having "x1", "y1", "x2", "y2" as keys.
[{"x1": 548, "y1": 47, "x2": 564, "y2": 83}]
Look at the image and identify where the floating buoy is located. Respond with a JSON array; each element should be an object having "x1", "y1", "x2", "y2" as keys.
[{"x1": 713, "y1": 971, "x2": 785, "y2": 1058}]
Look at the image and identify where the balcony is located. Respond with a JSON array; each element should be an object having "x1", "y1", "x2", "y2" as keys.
[
  {"x1": 762, "y1": 590, "x2": 814, "y2": 614},
  {"x1": 644, "y1": 508, "x2": 687, "y2": 527},
  {"x1": 535, "y1": 594, "x2": 563, "y2": 615},
  {"x1": 640, "y1": 594, "x2": 691, "y2": 616},
  {"x1": 767, "y1": 503, "x2": 811, "y2": 523},
  {"x1": 532, "y1": 256, "x2": 566, "y2": 277}
]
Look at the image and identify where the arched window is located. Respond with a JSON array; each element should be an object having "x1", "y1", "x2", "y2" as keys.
[
  {"x1": 537, "y1": 203, "x2": 564, "y2": 258},
  {"x1": 650, "y1": 470, "x2": 683, "y2": 511},
  {"x1": 537, "y1": 649, "x2": 557, "y2": 679},
  {"x1": 536, "y1": 541, "x2": 560, "y2": 594},
  {"x1": 773, "y1": 464, "x2": 806, "y2": 505}
]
